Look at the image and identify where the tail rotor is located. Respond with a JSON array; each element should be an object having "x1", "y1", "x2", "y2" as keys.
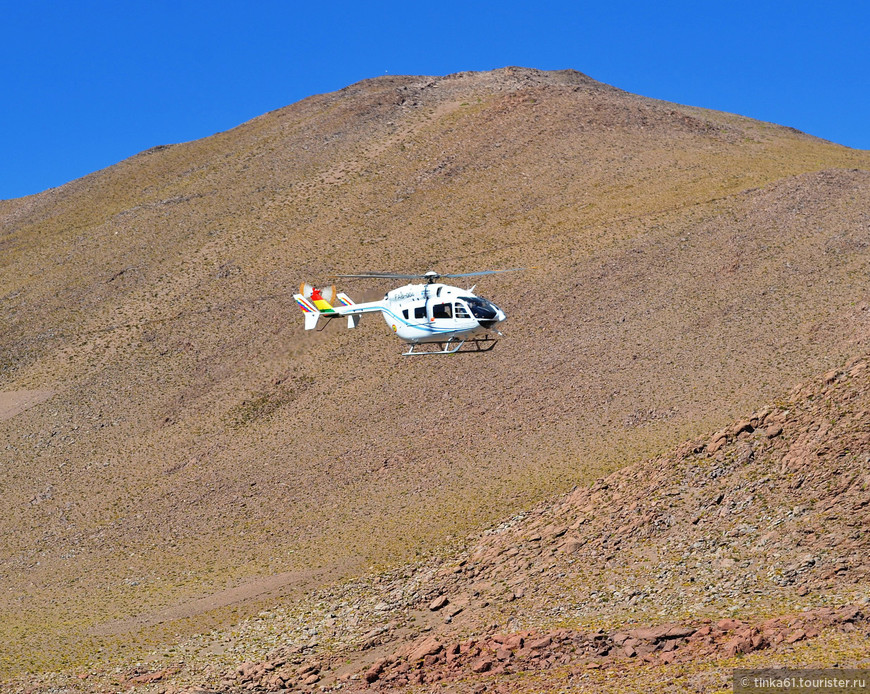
[{"x1": 299, "y1": 283, "x2": 336, "y2": 304}]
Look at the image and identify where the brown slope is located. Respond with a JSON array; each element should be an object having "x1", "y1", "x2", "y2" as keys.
[
  {"x1": 1, "y1": 67, "x2": 869, "y2": 676},
  {"x1": 28, "y1": 355, "x2": 869, "y2": 693},
  {"x1": 167, "y1": 357, "x2": 870, "y2": 693}
]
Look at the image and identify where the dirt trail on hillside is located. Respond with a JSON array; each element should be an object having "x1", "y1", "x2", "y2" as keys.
[
  {"x1": 0, "y1": 390, "x2": 53, "y2": 421},
  {"x1": 88, "y1": 565, "x2": 347, "y2": 636}
]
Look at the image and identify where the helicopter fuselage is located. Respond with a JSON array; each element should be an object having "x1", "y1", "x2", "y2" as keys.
[{"x1": 345, "y1": 282, "x2": 507, "y2": 344}]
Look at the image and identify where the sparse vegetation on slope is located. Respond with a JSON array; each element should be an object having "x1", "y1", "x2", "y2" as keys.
[{"x1": 14, "y1": 356, "x2": 870, "y2": 693}]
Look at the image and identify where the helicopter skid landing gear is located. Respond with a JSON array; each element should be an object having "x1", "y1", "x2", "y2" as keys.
[{"x1": 402, "y1": 336, "x2": 498, "y2": 356}]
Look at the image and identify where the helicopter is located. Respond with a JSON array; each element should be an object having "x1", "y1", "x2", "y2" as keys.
[{"x1": 293, "y1": 269, "x2": 522, "y2": 355}]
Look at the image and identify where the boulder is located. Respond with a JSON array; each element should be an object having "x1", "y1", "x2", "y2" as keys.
[
  {"x1": 428, "y1": 595, "x2": 449, "y2": 611},
  {"x1": 628, "y1": 624, "x2": 695, "y2": 642},
  {"x1": 730, "y1": 419, "x2": 754, "y2": 437},
  {"x1": 528, "y1": 636, "x2": 552, "y2": 650},
  {"x1": 471, "y1": 657, "x2": 493, "y2": 673},
  {"x1": 785, "y1": 629, "x2": 806, "y2": 644},
  {"x1": 409, "y1": 637, "x2": 442, "y2": 662},
  {"x1": 706, "y1": 432, "x2": 728, "y2": 454}
]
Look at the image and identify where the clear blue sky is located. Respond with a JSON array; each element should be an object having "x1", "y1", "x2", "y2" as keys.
[{"x1": 2, "y1": 0, "x2": 868, "y2": 200}]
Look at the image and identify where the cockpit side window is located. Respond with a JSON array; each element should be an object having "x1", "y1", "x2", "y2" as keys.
[{"x1": 454, "y1": 302, "x2": 470, "y2": 318}]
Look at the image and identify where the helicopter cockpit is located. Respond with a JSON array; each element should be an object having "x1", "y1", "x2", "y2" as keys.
[{"x1": 459, "y1": 296, "x2": 501, "y2": 327}]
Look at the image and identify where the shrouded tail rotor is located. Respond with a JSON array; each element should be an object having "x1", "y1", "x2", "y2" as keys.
[{"x1": 299, "y1": 283, "x2": 336, "y2": 304}]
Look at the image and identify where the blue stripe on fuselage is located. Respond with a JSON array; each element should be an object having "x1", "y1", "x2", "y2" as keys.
[{"x1": 346, "y1": 305, "x2": 465, "y2": 334}]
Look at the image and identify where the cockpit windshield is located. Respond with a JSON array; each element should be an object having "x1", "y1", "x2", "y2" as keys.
[{"x1": 460, "y1": 296, "x2": 498, "y2": 320}]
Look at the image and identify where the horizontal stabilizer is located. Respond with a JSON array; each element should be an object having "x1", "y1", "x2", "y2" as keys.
[
  {"x1": 336, "y1": 292, "x2": 354, "y2": 307},
  {"x1": 294, "y1": 287, "x2": 363, "y2": 331},
  {"x1": 295, "y1": 294, "x2": 317, "y2": 314}
]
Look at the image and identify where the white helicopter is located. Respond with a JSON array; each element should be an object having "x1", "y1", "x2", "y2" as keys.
[{"x1": 293, "y1": 269, "x2": 522, "y2": 355}]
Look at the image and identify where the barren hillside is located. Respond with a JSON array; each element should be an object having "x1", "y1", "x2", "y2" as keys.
[
  {"x1": 1, "y1": 67, "x2": 868, "y2": 678},
  {"x1": 15, "y1": 350, "x2": 870, "y2": 693}
]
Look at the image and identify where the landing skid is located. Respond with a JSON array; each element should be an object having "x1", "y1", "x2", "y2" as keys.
[{"x1": 402, "y1": 336, "x2": 498, "y2": 356}]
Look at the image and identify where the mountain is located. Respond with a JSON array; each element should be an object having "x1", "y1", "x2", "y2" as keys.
[{"x1": 1, "y1": 67, "x2": 868, "y2": 679}]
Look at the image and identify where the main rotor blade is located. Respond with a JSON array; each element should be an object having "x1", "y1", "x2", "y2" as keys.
[
  {"x1": 336, "y1": 268, "x2": 530, "y2": 281},
  {"x1": 335, "y1": 272, "x2": 425, "y2": 280},
  {"x1": 439, "y1": 268, "x2": 528, "y2": 278}
]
